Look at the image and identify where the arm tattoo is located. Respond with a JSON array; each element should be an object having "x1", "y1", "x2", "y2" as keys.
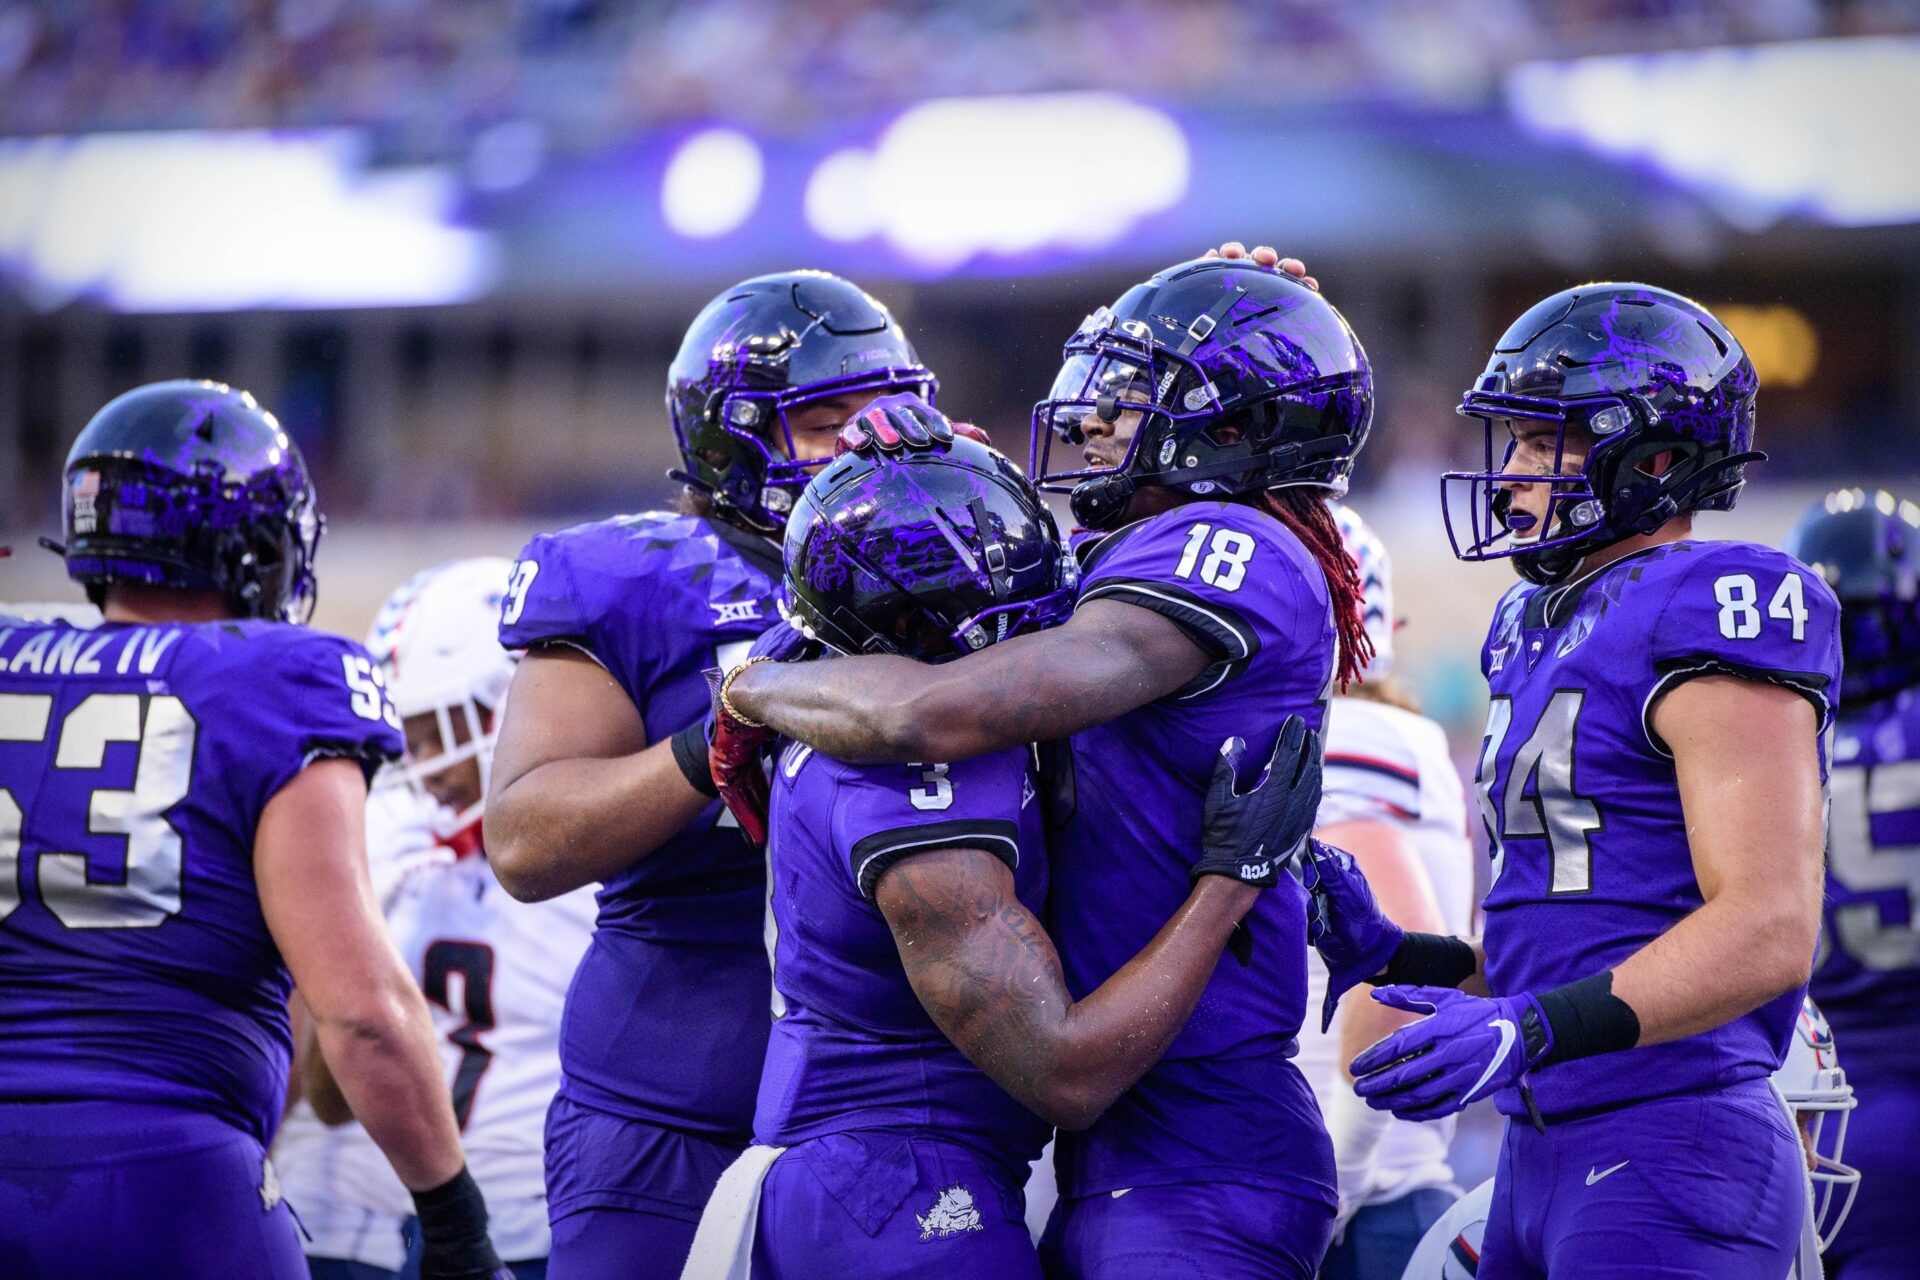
[{"x1": 877, "y1": 848, "x2": 1075, "y2": 1112}]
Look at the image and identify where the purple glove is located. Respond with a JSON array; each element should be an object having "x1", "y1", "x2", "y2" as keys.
[
  {"x1": 1349, "y1": 986, "x2": 1552, "y2": 1121},
  {"x1": 748, "y1": 612, "x2": 817, "y2": 664},
  {"x1": 1295, "y1": 840, "x2": 1404, "y2": 1032}
]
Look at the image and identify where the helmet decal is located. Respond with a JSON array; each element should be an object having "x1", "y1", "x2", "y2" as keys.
[
  {"x1": 1443, "y1": 284, "x2": 1763, "y2": 586},
  {"x1": 1030, "y1": 258, "x2": 1373, "y2": 531},
  {"x1": 783, "y1": 436, "x2": 1075, "y2": 661},
  {"x1": 59, "y1": 380, "x2": 322, "y2": 622},
  {"x1": 666, "y1": 271, "x2": 936, "y2": 535}
]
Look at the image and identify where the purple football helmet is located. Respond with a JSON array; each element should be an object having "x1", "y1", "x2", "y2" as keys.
[
  {"x1": 1031, "y1": 258, "x2": 1373, "y2": 531},
  {"x1": 667, "y1": 270, "x2": 936, "y2": 534},
  {"x1": 59, "y1": 380, "x2": 321, "y2": 622},
  {"x1": 1784, "y1": 488, "x2": 1920, "y2": 709},
  {"x1": 1445, "y1": 283, "x2": 1762, "y2": 586},
  {"x1": 782, "y1": 435, "x2": 1076, "y2": 661}
]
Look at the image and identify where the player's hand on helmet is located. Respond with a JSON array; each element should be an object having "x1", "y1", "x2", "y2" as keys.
[
  {"x1": 1202, "y1": 242, "x2": 1318, "y2": 291},
  {"x1": 749, "y1": 611, "x2": 817, "y2": 665},
  {"x1": 1350, "y1": 987, "x2": 1552, "y2": 1122},
  {"x1": 412, "y1": 1167, "x2": 512, "y2": 1280},
  {"x1": 1296, "y1": 839, "x2": 1405, "y2": 1032},
  {"x1": 835, "y1": 393, "x2": 992, "y2": 456},
  {"x1": 1191, "y1": 715, "x2": 1322, "y2": 888},
  {"x1": 705, "y1": 661, "x2": 777, "y2": 846}
]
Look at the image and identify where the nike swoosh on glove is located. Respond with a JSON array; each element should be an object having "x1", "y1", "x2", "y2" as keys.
[
  {"x1": 1349, "y1": 986, "x2": 1552, "y2": 1121},
  {"x1": 704, "y1": 666, "x2": 776, "y2": 847},
  {"x1": 1295, "y1": 840, "x2": 1404, "y2": 1032},
  {"x1": 835, "y1": 392, "x2": 991, "y2": 455},
  {"x1": 1189, "y1": 715, "x2": 1322, "y2": 887}
]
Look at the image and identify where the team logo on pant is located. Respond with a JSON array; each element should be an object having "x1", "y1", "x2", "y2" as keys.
[
  {"x1": 916, "y1": 1184, "x2": 983, "y2": 1240},
  {"x1": 258, "y1": 1156, "x2": 282, "y2": 1212}
]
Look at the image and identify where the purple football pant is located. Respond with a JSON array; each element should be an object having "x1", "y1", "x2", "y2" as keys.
[
  {"x1": 751, "y1": 1132, "x2": 1041, "y2": 1279},
  {"x1": 542, "y1": 1093, "x2": 744, "y2": 1280},
  {"x1": 1038, "y1": 1181, "x2": 1334, "y2": 1280},
  {"x1": 0, "y1": 1100, "x2": 307, "y2": 1280},
  {"x1": 1479, "y1": 1080, "x2": 1804, "y2": 1280},
  {"x1": 1824, "y1": 1075, "x2": 1920, "y2": 1280}
]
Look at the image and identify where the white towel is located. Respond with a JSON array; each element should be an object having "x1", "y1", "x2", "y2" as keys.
[{"x1": 680, "y1": 1144, "x2": 788, "y2": 1280}]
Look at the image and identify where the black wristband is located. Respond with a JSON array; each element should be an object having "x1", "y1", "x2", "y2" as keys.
[
  {"x1": 1377, "y1": 932, "x2": 1478, "y2": 989},
  {"x1": 411, "y1": 1166, "x2": 499, "y2": 1274},
  {"x1": 671, "y1": 721, "x2": 718, "y2": 799},
  {"x1": 1535, "y1": 970, "x2": 1642, "y2": 1067}
]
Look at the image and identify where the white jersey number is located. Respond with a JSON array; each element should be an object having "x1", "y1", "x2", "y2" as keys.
[
  {"x1": 1714, "y1": 571, "x2": 1809, "y2": 642},
  {"x1": 1174, "y1": 523, "x2": 1256, "y2": 593},
  {"x1": 0, "y1": 692, "x2": 196, "y2": 929},
  {"x1": 1822, "y1": 761, "x2": 1920, "y2": 972},
  {"x1": 1475, "y1": 690, "x2": 1601, "y2": 895},
  {"x1": 909, "y1": 763, "x2": 954, "y2": 811}
]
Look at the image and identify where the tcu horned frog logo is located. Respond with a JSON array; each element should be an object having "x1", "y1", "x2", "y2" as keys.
[{"x1": 916, "y1": 1184, "x2": 983, "y2": 1240}]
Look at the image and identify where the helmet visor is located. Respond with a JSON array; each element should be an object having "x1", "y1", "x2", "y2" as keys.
[{"x1": 1031, "y1": 347, "x2": 1177, "y2": 492}]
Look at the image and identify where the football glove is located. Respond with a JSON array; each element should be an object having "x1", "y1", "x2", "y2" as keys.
[
  {"x1": 1296, "y1": 840, "x2": 1404, "y2": 1032},
  {"x1": 836, "y1": 393, "x2": 992, "y2": 455},
  {"x1": 1190, "y1": 715, "x2": 1321, "y2": 888},
  {"x1": 705, "y1": 664, "x2": 777, "y2": 846},
  {"x1": 1349, "y1": 986, "x2": 1552, "y2": 1122}
]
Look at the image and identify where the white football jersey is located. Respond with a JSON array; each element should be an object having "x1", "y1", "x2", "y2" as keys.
[
  {"x1": 1300, "y1": 696, "x2": 1475, "y2": 1208},
  {"x1": 274, "y1": 786, "x2": 596, "y2": 1264}
]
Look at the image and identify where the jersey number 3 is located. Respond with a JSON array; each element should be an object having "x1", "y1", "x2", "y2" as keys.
[
  {"x1": 0, "y1": 692, "x2": 196, "y2": 929},
  {"x1": 423, "y1": 940, "x2": 497, "y2": 1131}
]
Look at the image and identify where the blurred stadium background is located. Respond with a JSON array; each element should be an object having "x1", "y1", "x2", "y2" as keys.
[{"x1": 3, "y1": 0, "x2": 1919, "y2": 739}]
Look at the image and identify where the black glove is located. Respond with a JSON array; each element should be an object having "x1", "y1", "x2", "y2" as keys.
[
  {"x1": 1191, "y1": 715, "x2": 1322, "y2": 887},
  {"x1": 412, "y1": 1166, "x2": 510, "y2": 1280}
]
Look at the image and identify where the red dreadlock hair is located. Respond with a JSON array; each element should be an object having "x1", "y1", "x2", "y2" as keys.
[{"x1": 1255, "y1": 488, "x2": 1374, "y2": 690}]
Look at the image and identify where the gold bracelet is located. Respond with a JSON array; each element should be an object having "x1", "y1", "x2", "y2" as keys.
[{"x1": 719, "y1": 655, "x2": 773, "y2": 728}]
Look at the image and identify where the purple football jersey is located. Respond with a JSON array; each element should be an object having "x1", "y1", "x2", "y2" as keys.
[
  {"x1": 1475, "y1": 540, "x2": 1842, "y2": 1116},
  {"x1": 1048, "y1": 500, "x2": 1336, "y2": 1201},
  {"x1": 499, "y1": 511, "x2": 779, "y2": 1136},
  {"x1": 755, "y1": 739, "x2": 1051, "y2": 1166},
  {"x1": 1811, "y1": 684, "x2": 1920, "y2": 1081},
  {"x1": 0, "y1": 617, "x2": 402, "y2": 1145}
]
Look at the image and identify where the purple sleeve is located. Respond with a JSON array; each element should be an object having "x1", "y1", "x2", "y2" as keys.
[
  {"x1": 1075, "y1": 504, "x2": 1287, "y2": 673},
  {"x1": 498, "y1": 532, "x2": 594, "y2": 659},
  {"x1": 1642, "y1": 544, "x2": 1843, "y2": 753},
  {"x1": 247, "y1": 631, "x2": 405, "y2": 807},
  {"x1": 831, "y1": 749, "x2": 1030, "y2": 901}
]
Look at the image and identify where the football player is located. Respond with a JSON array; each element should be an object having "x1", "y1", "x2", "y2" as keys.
[
  {"x1": 721, "y1": 256, "x2": 1377, "y2": 1279},
  {"x1": 685, "y1": 434, "x2": 1324, "y2": 1278},
  {"x1": 1786, "y1": 488, "x2": 1920, "y2": 1280},
  {"x1": 1312, "y1": 286, "x2": 1841, "y2": 1280},
  {"x1": 1302, "y1": 503, "x2": 1474, "y2": 1280},
  {"x1": 482, "y1": 272, "x2": 941, "y2": 1276},
  {"x1": 281, "y1": 558, "x2": 597, "y2": 1278},
  {"x1": 0, "y1": 382, "x2": 508, "y2": 1279}
]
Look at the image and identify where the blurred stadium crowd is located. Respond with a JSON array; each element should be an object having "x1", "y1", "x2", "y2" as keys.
[{"x1": 5, "y1": 0, "x2": 1914, "y2": 152}]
